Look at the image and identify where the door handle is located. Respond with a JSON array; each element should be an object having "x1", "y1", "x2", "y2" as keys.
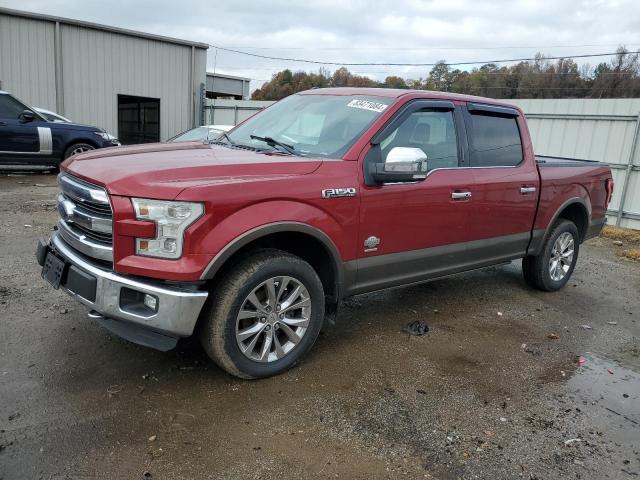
[
  {"x1": 520, "y1": 186, "x2": 537, "y2": 194},
  {"x1": 451, "y1": 191, "x2": 472, "y2": 200}
]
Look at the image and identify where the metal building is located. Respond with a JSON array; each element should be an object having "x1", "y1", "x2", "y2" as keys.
[
  {"x1": 205, "y1": 72, "x2": 251, "y2": 100},
  {"x1": 0, "y1": 7, "x2": 208, "y2": 143}
]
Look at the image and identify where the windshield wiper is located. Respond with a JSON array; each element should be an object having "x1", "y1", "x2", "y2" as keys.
[{"x1": 249, "y1": 135, "x2": 300, "y2": 156}]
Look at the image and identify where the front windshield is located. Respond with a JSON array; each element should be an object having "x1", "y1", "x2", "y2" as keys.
[{"x1": 226, "y1": 94, "x2": 394, "y2": 158}]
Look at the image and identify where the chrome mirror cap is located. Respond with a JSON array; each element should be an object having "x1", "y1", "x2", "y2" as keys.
[{"x1": 385, "y1": 147, "x2": 428, "y2": 173}]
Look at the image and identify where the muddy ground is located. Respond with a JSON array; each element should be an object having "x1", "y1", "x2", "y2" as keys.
[{"x1": 0, "y1": 173, "x2": 638, "y2": 480}]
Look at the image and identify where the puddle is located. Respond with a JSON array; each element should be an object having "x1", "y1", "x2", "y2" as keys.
[{"x1": 566, "y1": 354, "x2": 639, "y2": 447}]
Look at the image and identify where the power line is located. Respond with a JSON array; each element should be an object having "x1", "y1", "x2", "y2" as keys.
[
  {"x1": 210, "y1": 46, "x2": 640, "y2": 67},
  {"x1": 217, "y1": 43, "x2": 631, "y2": 51}
]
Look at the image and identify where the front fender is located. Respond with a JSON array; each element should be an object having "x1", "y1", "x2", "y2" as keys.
[{"x1": 197, "y1": 200, "x2": 349, "y2": 280}]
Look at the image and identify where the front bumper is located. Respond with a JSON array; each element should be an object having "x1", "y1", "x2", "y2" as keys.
[{"x1": 37, "y1": 232, "x2": 208, "y2": 350}]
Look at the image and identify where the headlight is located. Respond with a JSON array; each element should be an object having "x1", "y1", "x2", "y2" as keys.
[
  {"x1": 131, "y1": 199, "x2": 204, "y2": 259},
  {"x1": 94, "y1": 131, "x2": 119, "y2": 144}
]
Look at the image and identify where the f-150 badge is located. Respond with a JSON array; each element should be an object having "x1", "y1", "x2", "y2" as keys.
[{"x1": 321, "y1": 187, "x2": 357, "y2": 199}]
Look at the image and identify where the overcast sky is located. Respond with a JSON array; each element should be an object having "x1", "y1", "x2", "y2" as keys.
[{"x1": 3, "y1": 0, "x2": 640, "y2": 90}]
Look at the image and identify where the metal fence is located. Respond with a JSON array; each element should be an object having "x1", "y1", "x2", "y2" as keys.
[{"x1": 204, "y1": 97, "x2": 640, "y2": 229}]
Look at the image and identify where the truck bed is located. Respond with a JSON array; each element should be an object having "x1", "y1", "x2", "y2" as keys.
[{"x1": 535, "y1": 155, "x2": 608, "y2": 168}]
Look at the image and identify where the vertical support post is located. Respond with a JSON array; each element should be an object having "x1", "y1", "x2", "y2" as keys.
[
  {"x1": 234, "y1": 105, "x2": 238, "y2": 125},
  {"x1": 54, "y1": 21, "x2": 64, "y2": 114},
  {"x1": 199, "y1": 82, "x2": 206, "y2": 126},
  {"x1": 189, "y1": 46, "x2": 195, "y2": 129},
  {"x1": 616, "y1": 112, "x2": 640, "y2": 226}
]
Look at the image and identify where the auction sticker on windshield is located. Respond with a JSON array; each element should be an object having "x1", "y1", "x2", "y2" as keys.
[{"x1": 347, "y1": 99, "x2": 389, "y2": 113}]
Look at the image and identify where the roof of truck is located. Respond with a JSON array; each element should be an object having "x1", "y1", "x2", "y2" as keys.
[{"x1": 299, "y1": 87, "x2": 520, "y2": 109}]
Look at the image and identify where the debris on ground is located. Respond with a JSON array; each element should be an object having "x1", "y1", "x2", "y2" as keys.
[
  {"x1": 402, "y1": 320, "x2": 429, "y2": 336},
  {"x1": 547, "y1": 333, "x2": 560, "y2": 339},
  {"x1": 497, "y1": 312, "x2": 503, "y2": 316},
  {"x1": 607, "y1": 368, "x2": 614, "y2": 375},
  {"x1": 23, "y1": 224, "x2": 32, "y2": 228},
  {"x1": 580, "y1": 324, "x2": 592, "y2": 330},
  {"x1": 107, "y1": 385, "x2": 124, "y2": 396},
  {"x1": 613, "y1": 240, "x2": 623, "y2": 246},
  {"x1": 577, "y1": 356, "x2": 587, "y2": 365},
  {"x1": 564, "y1": 438, "x2": 582, "y2": 446},
  {"x1": 608, "y1": 321, "x2": 618, "y2": 325},
  {"x1": 148, "y1": 435, "x2": 157, "y2": 442},
  {"x1": 8, "y1": 412, "x2": 20, "y2": 421}
]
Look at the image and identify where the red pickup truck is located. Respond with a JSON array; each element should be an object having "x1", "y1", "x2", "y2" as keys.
[{"x1": 37, "y1": 88, "x2": 613, "y2": 379}]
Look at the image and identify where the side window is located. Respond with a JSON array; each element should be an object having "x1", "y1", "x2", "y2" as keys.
[
  {"x1": 0, "y1": 94, "x2": 28, "y2": 120},
  {"x1": 380, "y1": 109, "x2": 459, "y2": 172},
  {"x1": 468, "y1": 113, "x2": 523, "y2": 167}
]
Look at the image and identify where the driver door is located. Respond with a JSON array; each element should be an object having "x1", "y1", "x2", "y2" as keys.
[
  {"x1": 0, "y1": 94, "x2": 48, "y2": 165},
  {"x1": 351, "y1": 100, "x2": 476, "y2": 294}
]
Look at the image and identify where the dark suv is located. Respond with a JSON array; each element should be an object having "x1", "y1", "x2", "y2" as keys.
[{"x1": 0, "y1": 91, "x2": 119, "y2": 169}]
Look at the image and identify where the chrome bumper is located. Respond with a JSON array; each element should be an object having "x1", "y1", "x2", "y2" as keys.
[{"x1": 48, "y1": 232, "x2": 208, "y2": 339}]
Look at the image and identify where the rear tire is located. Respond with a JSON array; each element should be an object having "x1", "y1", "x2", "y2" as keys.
[
  {"x1": 199, "y1": 249, "x2": 325, "y2": 379},
  {"x1": 522, "y1": 219, "x2": 580, "y2": 291},
  {"x1": 64, "y1": 143, "x2": 95, "y2": 159}
]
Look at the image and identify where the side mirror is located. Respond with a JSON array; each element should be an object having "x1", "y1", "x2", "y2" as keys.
[
  {"x1": 19, "y1": 110, "x2": 36, "y2": 123},
  {"x1": 372, "y1": 147, "x2": 428, "y2": 183}
]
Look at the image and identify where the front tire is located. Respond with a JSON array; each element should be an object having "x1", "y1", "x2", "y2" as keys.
[
  {"x1": 199, "y1": 249, "x2": 325, "y2": 379},
  {"x1": 522, "y1": 219, "x2": 580, "y2": 291},
  {"x1": 64, "y1": 142, "x2": 95, "y2": 159}
]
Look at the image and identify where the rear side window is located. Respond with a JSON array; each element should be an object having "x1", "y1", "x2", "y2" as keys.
[
  {"x1": 0, "y1": 94, "x2": 28, "y2": 119},
  {"x1": 468, "y1": 112, "x2": 523, "y2": 167}
]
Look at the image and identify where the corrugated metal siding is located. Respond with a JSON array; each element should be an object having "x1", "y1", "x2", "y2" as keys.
[
  {"x1": 0, "y1": 14, "x2": 56, "y2": 109},
  {"x1": 0, "y1": 12, "x2": 207, "y2": 141},
  {"x1": 60, "y1": 25, "x2": 195, "y2": 140},
  {"x1": 204, "y1": 99, "x2": 273, "y2": 125},
  {"x1": 509, "y1": 99, "x2": 640, "y2": 229}
]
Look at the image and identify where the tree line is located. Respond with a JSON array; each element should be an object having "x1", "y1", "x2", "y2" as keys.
[{"x1": 251, "y1": 47, "x2": 640, "y2": 100}]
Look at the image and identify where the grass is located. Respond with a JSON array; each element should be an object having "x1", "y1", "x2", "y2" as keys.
[
  {"x1": 601, "y1": 225, "x2": 640, "y2": 243},
  {"x1": 620, "y1": 248, "x2": 640, "y2": 261},
  {"x1": 600, "y1": 226, "x2": 640, "y2": 262}
]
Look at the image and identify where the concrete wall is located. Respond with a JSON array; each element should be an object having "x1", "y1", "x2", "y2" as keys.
[{"x1": 0, "y1": 8, "x2": 208, "y2": 141}]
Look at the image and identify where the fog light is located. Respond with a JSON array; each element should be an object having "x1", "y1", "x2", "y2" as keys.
[{"x1": 143, "y1": 294, "x2": 158, "y2": 312}]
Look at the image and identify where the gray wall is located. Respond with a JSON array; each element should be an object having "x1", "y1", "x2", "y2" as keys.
[
  {"x1": 509, "y1": 99, "x2": 640, "y2": 229},
  {"x1": 0, "y1": 9, "x2": 207, "y2": 141}
]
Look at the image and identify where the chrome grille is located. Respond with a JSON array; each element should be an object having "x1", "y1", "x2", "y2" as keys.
[{"x1": 56, "y1": 173, "x2": 113, "y2": 262}]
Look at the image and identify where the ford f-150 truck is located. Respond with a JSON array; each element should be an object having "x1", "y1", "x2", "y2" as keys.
[
  {"x1": 37, "y1": 88, "x2": 614, "y2": 379},
  {"x1": 0, "y1": 90, "x2": 119, "y2": 169}
]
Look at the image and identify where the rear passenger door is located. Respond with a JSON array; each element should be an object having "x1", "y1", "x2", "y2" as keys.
[{"x1": 463, "y1": 103, "x2": 539, "y2": 261}]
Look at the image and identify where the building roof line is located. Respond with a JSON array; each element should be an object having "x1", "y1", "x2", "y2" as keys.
[
  {"x1": 0, "y1": 7, "x2": 209, "y2": 49},
  {"x1": 206, "y1": 72, "x2": 251, "y2": 82}
]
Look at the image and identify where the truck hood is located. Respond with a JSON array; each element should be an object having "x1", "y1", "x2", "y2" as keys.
[{"x1": 62, "y1": 142, "x2": 323, "y2": 199}]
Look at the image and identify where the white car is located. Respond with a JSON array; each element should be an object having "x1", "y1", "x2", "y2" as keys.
[{"x1": 169, "y1": 125, "x2": 234, "y2": 143}]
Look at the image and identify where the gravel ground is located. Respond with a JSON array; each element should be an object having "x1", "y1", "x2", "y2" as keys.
[{"x1": 1, "y1": 173, "x2": 638, "y2": 480}]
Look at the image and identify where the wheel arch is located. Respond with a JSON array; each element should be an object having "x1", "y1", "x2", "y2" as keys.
[
  {"x1": 200, "y1": 222, "x2": 345, "y2": 304},
  {"x1": 529, "y1": 197, "x2": 591, "y2": 255}
]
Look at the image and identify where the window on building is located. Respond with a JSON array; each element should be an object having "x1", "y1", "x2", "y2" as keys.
[
  {"x1": 117, "y1": 95, "x2": 160, "y2": 145},
  {"x1": 468, "y1": 113, "x2": 523, "y2": 167}
]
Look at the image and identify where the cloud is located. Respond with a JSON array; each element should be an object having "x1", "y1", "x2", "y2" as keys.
[{"x1": 3, "y1": 0, "x2": 639, "y2": 88}]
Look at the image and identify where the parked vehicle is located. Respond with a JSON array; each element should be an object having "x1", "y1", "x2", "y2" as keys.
[
  {"x1": 0, "y1": 91, "x2": 120, "y2": 169},
  {"x1": 34, "y1": 107, "x2": 73, "y2": 123},
  {"x1": 168, "y1": 124, "x2": 233, "y2": 143},
  {"x1": 37, "y1": 88, "x2": 613, "y2": 379}
]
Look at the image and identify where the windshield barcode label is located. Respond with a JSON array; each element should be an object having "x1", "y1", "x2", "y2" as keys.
[{"x1": 347, "y1": 99, "x2": 388, "y2": 113}]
